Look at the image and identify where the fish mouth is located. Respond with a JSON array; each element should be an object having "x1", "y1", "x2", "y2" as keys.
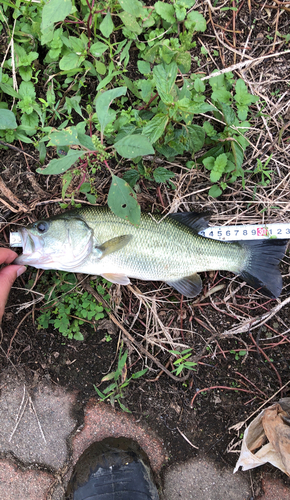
[
  {"x1": 13, "y1": 227, "x2": 93, "y2": 270},
  {"x1": 13, "y1": 228, "x2": 54, "y2": 267}
]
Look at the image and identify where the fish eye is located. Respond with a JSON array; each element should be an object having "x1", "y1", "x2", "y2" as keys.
[{"x1": 36, "y1": 221, "x2": 49, "y2": 233}]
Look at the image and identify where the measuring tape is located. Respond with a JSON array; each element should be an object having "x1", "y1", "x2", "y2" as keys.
[{"x1": 198, "y1": 223, "x2": 290, "y2": 241}]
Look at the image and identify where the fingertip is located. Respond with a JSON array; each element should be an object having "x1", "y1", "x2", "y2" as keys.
[{"x1": 16, "y1": 266, "x2": 27, "y2": 278}]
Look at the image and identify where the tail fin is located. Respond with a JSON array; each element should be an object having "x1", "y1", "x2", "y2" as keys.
[{"x1": 240, "y1": 239, "x2": 288, "y2": 298}]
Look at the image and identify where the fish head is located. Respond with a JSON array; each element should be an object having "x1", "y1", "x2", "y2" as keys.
[{"x1": 14, "y1": 215, "x2": 94, "y2": 270}]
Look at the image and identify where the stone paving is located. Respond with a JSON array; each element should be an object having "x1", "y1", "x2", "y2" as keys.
[{"x1": 0, "y1": 370, "x2": 288, "y2": 500}]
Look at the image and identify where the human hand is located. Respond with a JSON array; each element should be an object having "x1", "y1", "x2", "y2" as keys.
[{"x1": 0, "y1": 248, "x2": 26, "y2": 323}]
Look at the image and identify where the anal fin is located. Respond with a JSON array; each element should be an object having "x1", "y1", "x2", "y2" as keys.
[
  {"x1": 166, "y1": 273, "x2": 202, "y2": 298},
  {"x1": 101, "y1": 273, "x2": 131, "y2": 285}
]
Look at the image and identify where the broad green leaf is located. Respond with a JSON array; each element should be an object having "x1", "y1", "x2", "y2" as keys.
[
  {"x1": 36, "y1": 150, "x2": 85, "y2": 175},
  {"x1": 19, "y1": 66, "x2": 32, "y2": 82},
  {"x1": 95, "y1": 87, "x2": 127, "y2": 136},
  {"x1": 209, "y1": 185, "x2": 222, "y2": 198},
  {"x1": 203, "y1": 156, "x2": 215, "y2": 170},
  {"x1": 137, "y1": 60, "x2": 151, "y2": 74},
  {"x1": 114, "y1": 134, "x2": 154, "y2": 158},
  {"x1": 0, "y1": 83, "x2": 19, "y2": 99},
  {"x1": 155, "y1": 1, "x2": 175, "y2": 23},
  {"x1": 90, "y1": 42, "x2": 108, "y2": 57},
  {"x1": 41, "y1": 0, "x2": 72, "y2": 32},
  {"x1": 234, "y1": 79, "x2": 259, "y2": 106},
  {"x1": 194, "y1": 78, "x2": 205, "y2": 93},
  {"x1": 187, "y1": 124, "x2": 205, "y2": 153},
  {"x1": 14, "y1": 131, "x2": 33, "y2": 143},
  {"x1": 59, "y1": 52, "x2": 84, "y2": 70},
  {"x1": 153, "y1": 62, "x2": 178, "y2": 104},
  {"x1": 211, "y1": 88, "x2": 232, "y2": 104},
  {"x1": 176, "y1": 50, "x2": 192, "y2": 74},
  {"x1": 95, "y1": 61, "x2": 106, "y2": 75},
  {"x1": 108, "y1": 174, "x2": 140, "y2": 226},
  {"x1": 219, "y1": 102, "x2": 236, "y2": 125},
  {"x1": 142, "y1": 113, "x2": 168, "y2": 143},
  {"x1": 184, "y1": 11, "x2": 206, "y2": 32},
  {"x1": 19, "y1": 81, "x2": 36, "y2": 99},
  {"x1": 100, "y1": 12, "x2": 114, "y2": 38},
  {"x1": 118, "y1": 0, "x2": 143, "y2": 17},
  {"x1": 123, "y1": 169, "x2": 140, "y2": 187},
  {"x1": 139, "y1": 79, "x2": 153, "y2": 102},
  {"x1": 236, "y1": 105, "x2": 248, "y2": 121},
  {"x1": 48, "y1": 127, "x2": 80, "y2": 146},
  {"x1": 77, "y1": 133, "x2": 95, "y2": 150},
  {"x1": 210, "y1": 169, "x2": 223, "y2": 183},
  {"x1": 119, "y1": 12, "x2": 142, "y2": 34},
  {"x1": 0, "y1": 109, "x2": 17, "y2": 130},
  {"x1": 153, "y1": 167, "x2": 175, "y2": 184},
  {"x1": 21, "y1": 112, "x2": 39, "y2": 135}
]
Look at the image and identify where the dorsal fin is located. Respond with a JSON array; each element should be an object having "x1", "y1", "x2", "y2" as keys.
[{"x1": 168, "y1": 212, "x2": 211, "y2": 233}]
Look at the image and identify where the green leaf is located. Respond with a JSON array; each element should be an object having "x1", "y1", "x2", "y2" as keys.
[
  {"x1": 123, "y1": 169, "x2": 140, "y2": 187},
  {"x1": 211, "y1": 88, "x2": 232, "y2": 104},
  {"x1": 155, "y1": 1, "x2": 175, "y2": 23},
  {"x1": 95, "y1": 61, "x2": 106, "y2": 75},
  {"x1": 187, "y1": 124, "x2": 205, "y2": 153},
  {"x1": 19, "y1": 66, "x2": 32, "y2": 82},
  {"x1": 96, "y1": 71, "x2": 123, "y2": 91},
  {"x1": 48, "y1": 127, "x2": 80, "y2": 146},
  {"x1": 219, "y1": 102, "x2": 235, "y2": 125},
  {"x1": 41, "y1": 0, "x2": 72, "y2": 32},
  {"x1": 99, "y1": 12, "x2": 114, "y2": 38},
  {"x1": 0, "y1": 83, "x2": 20, "y2": 99},
  {"x1": 0, "y1": 109, "x2": 17, "y2": 130},
  {"x1": 119, "y1": 12, "x2": 142, "y2": 34},
  {"x1": 142, "y1": 113, "x2": 168, "y2": 143},
  {"x1": 108, "y1": 174, "x2": 140, "y2": 226},
  {"x1": 137, "y1": 60, "x2": 151, "y2": 74},
  {"x1": 184, "y1": 11, "x2": 207, "y2": 32},
  {"x1": 209, "y1": 185, "x2": 222, "y2": 197},
  {"x1": 139, "y1": 79, "x2": 153, "y2": 102},
  {"x1": 153, "y1": 167, "x2": 175, "y2": 183},
  {"x1": 36, "y1": 150, "x2": 85, "y2": 175},
  {"x1": 114, "y1": 134, "x2": 154, "y2": 158},
  {"x1": 90, "y1": 42, "x2": 109, "y2": 57},
  {"x1": 77, "y1": 133, "x2": 95, "y2": 150},
  {"x1": 95, "y1": 87, "x2": 127, "y2": 136},
  {"x1": 118, "y1": 0, "x2": 144, "y2": 17},
  {"x1": 234, "y1": 79, "x2": 258, "y2": 106},
  {"x1": 131, "y1": 368, "x2": 148, "y2": 378},
  {"x1": 19, "y1": 81, "x2": 36, "y2": 99},
  {"x1": 175, "y1": 51, "x2": 191, "y2": 73},
  {"x1": 194, "y1": 78, "x2": 205, "y2": 93},
  {"x1": 153, "y1": 62, "x2": 178, "y2": 104},
  {"x1": 94, "y1": 385, "x2": 105, "y2": 398},
  {"x1": 59, "y1": 52, "x2": 84, "y2": 70}
]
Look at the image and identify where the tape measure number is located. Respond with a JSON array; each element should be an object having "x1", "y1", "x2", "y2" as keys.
[{"x1": 199, "y1": 223, "x2": 290, "y2": 241}]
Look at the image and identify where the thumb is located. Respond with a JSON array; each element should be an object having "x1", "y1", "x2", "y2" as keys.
[{"x1": 0, "y1": 265, "x2": 26, "y2": 322}]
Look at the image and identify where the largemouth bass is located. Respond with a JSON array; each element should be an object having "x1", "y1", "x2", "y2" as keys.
[{"x1": 13, "y1": 207, "x2": 288, "y2": 298}]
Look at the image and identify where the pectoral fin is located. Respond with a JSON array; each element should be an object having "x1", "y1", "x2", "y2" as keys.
[
  {"x1": 167, "y1": 273, "x2": 202, "y2": 298},
  {"x1": 96, "y1": 235, "x2": 132, "y2": 259},
  {"x1": 101, "y1": 273, "x2": 131, "y2": 285}
]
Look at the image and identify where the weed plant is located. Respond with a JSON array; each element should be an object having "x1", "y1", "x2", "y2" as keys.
[
  {"x1": 0, "y1": 0, "x2": 260, "y2": 225},
  {"x1": 33, "y1": 271, "x2": 111, "y2": 340}
]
